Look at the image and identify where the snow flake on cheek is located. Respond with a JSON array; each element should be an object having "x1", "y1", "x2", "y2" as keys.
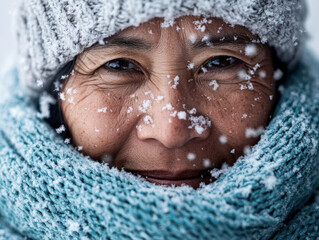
[
  {"x1": 209, "y1": 80, "x2": 219, "y2": 91},
  {"x1": 97, "y1": 107, "x2": 107, "y2": 113},
  {"x1": 219, "y1": 135, "x2": 228, "y2": 144},
  {"x1": 187, "y1": 152, "x2": 196, "y2": 161},
  {"x1": 202, "y1": 158, "x2": 211, "y2": 167}
]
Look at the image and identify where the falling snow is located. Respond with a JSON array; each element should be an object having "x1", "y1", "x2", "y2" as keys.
[
  {"x1": 177, "y1": 111, "x2": 187, "y2": 120},
  {"x1": 187, "y1": 153, "x2": 196, "y2": 161},
  {"x1": 219, "y1": 135, "x2": 228, "y2": 144},
  {"x1": 245, "y1": 44, "x2": 257, "y2": 57},
  {"x1": 274, "y1": 69, "x2": 284, "y2": 81}
]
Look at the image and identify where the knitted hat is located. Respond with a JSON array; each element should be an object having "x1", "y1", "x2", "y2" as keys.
[{"x1": 15, "y1": 0, "x2": 307, "y2": 96}]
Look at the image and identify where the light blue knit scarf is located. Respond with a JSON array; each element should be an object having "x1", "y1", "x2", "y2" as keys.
[{"x1": 0, "y1": 53, "x2": 318, "y2": 240}]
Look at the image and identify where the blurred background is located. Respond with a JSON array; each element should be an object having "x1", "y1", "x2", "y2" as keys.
[{"x1": 0, "y1": 1, "x2": 318, "y2": 68}]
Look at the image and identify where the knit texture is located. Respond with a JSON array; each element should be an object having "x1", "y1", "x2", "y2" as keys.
[
  {"x1": 15, "y1": 0, "x2": 307, "y2": 96},
  {"x1": 0, "y1": 50, "x2": 318, "y2": 239}
]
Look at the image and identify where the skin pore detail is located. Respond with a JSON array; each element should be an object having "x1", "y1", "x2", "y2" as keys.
[{"x1": 60, "y1": 16, "x2": 276, "y2": 188}]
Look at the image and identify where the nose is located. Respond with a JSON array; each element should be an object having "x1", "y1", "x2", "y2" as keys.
[{"x1": 136, "y1": 88, "x2": 210, "y2": 149}]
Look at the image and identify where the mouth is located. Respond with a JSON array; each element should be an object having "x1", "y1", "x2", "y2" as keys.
[{"x1": 128, "y1": 169, "x2": 215, "y2": 189}]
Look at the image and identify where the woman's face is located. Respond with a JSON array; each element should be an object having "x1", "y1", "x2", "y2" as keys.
[{"x1": 61, "y1": 16, "x2": 276, "y2": 188}]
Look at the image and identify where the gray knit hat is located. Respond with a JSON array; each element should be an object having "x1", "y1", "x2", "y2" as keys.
[{"x1": 16, "y1": 0, "x2": 307, "y2": 96}]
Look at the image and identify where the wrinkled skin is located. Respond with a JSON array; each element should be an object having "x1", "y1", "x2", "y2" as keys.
[{"x1": 61, "y1": 16, "x2": 276, "y2": 188}]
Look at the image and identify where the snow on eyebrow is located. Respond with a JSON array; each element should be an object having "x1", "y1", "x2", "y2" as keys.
[
  {"x1": 273, "y1": 69, "x2": 284, "y2": 81},
  {"x1": 245, "y1": 44, "x2": 257, "y2": 57},
  {"x1": 193, "y1": 18, "x2": 212, "y2": 32},
  {"x1": 245, "y1": 126, "x2": 265, "y2": 138},
  {"x1": 187, "y1": 153, "x2": 196, "y2": 161},
  {"x1": 97, "y1": 107, "x2": 107, "y2": 113},
  {"x1": 209, "y1": 80, "x2": 219, "y2": 91},
  {"x1": 161, "y1": 18, "x2": 175, "y2": 28},
  {"x1": 188, "y1": 33, "x2": 197, "y2": 44}
]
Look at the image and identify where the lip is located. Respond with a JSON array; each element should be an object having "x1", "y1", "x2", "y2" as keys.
[{"x1": 128, "y1": 169, "x2": 215, "y2": 188}]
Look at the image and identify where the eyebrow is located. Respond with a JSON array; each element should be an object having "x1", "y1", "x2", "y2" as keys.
[
  {"x1": 100, "y1": 36, "x2": 153, "y2": 50},
  {"x1": 93, "y1": 33, "x2": 258, "y2": 51},
  {"x1": 192, "y1": 34, "x2": 259, "y2": 49}
]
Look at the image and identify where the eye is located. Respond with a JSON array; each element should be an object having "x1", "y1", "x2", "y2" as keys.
[
  {"x1": 201, "y1": 56, "x2": 241, "y2": 72},
  {"x1": 104, "y1": 58, "x2": 142, "y2": 72}
]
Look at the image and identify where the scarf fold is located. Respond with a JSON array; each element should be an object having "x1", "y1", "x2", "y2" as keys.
[{"x1": 0, "y1": 53, "x2": 318, "y2": 240}]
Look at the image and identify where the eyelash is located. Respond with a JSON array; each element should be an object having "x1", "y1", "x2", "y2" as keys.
[{"x1": 102, "y1": 56, "x2": 243, "y2": 76}]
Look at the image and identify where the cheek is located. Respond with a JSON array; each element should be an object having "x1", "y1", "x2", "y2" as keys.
[
  {"x1": 61, "y1": 89, "x2": 136, "y2": 159},
  {"x1": 203, "y1": 81, "x2": 275, "y2": 152}
]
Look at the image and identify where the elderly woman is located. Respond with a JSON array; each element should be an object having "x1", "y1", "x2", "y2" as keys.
[{"x1": 0, "y1": 0, "x2": 318, "y2": 239}]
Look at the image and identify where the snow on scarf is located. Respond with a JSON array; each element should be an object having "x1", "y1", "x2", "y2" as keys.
[{"x1": 0, "y1": 52, "x2": 318, "y2": 240}]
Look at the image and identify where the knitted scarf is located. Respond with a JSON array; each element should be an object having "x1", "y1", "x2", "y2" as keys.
[{"x1": 0, "y1": 52, "x2": 318, "y2": 240}]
